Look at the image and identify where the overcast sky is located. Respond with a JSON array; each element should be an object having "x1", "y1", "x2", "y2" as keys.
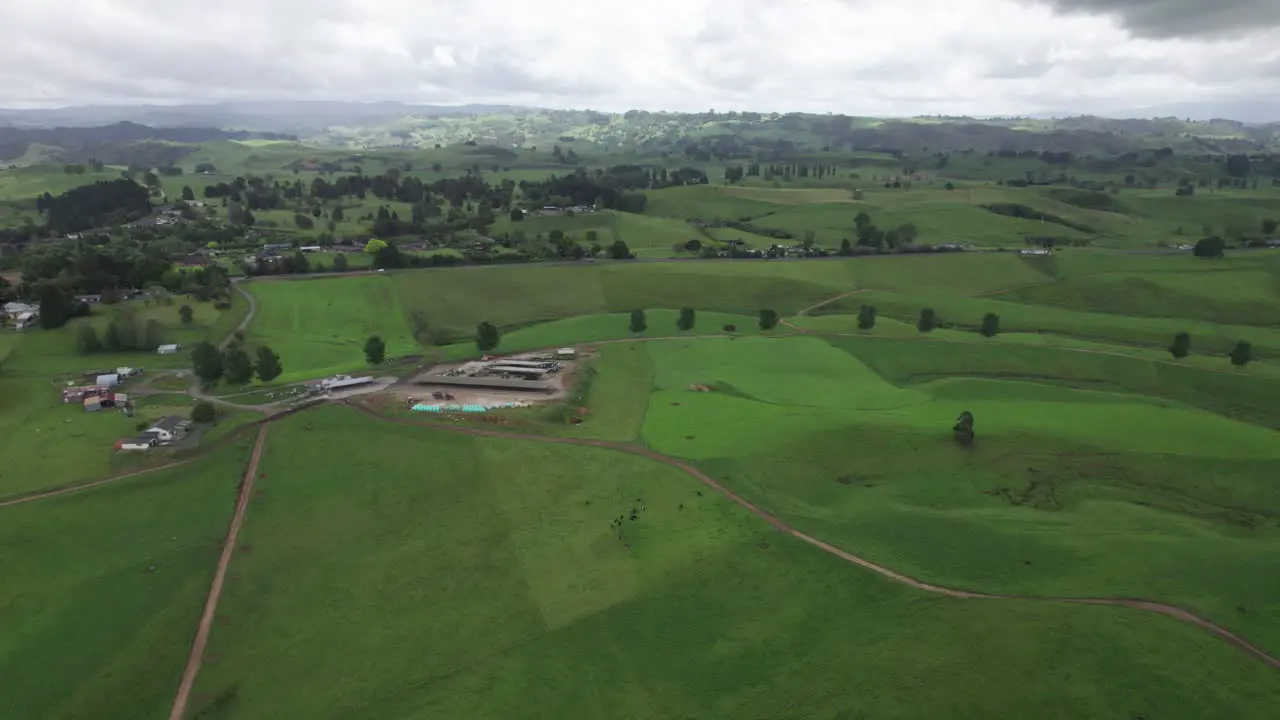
[{"x1": 2, "y1": 0, "x2": 1279, "y2": 116}]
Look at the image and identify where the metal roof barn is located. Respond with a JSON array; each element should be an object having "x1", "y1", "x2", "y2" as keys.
[
  {"x1": 417, "y1": 375, "x2": 554, "y2": 392},
  {"x1": 488, "y1": 365, "x2": 554, "y2": 376},
  {"x1": 321, "y1": 375, "x2": 375, "y2": 390}
]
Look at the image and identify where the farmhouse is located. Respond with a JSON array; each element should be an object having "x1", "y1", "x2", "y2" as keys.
[
  {"x1": 13, "y1": 311, "x2": 39, "y2": 329},
  {"x1": 145, "y1": 416, "x2": 188, "y2": 442}
]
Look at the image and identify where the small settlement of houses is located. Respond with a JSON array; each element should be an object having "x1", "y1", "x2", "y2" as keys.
[
  {"x1": 3, "y1": 301, "x2": 39, "y2": 330},
  {"x1": 58, "y1": 367, "x2": 191, "y2": 451}
]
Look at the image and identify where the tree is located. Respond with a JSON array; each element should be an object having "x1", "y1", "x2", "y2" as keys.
[
  {"x1": 758, "y1": 308, "x2": 779, "y2": 330},
  {"x1": 607, "y1": 240, "x2": 633, "y2": 259},
  {"x1": 332, "y1": 253, "x2": 348, "y2": 271},
  {"x1": 292, "y1": 250, "x2": 310, "y2": 274},
  {"x1": 192, "y1": 341, "x2": 223, "y2": 385},
  {"x1": 364, "y1": 238, "x2": 389, "y2": 255},
  {"x1": 838, "y1": 237, "x2": 852, "y2": 255},
  {"x1": 953, "y1": 410, "x2": 975, "y2": 447},
  {"x1": 364, "y1": 335, "x2": 386, "y2": 365},
  {"x1": 1263, "y1": 218, "x2": 1278, "y2": 236},
  {"x1": 331, "y1": 205, "x2": 344, "y2": 223},
  {"x1": 181, "y1": 186, "x2": 195, "y2": 201},
  {"x1": 76, "y1": 324, "x2": 102, "y2": 353},
  {"x1": 917, "y1": 308, "x2": 937, "y2": 333},
  {"x1": 103, "y1": 319, "x2": 123, "y2": 351},
  {"x1": 255, "y1": 345, "x2": 283, "y2": 383},
  {"x1": 857, "y1": 304, "x2": 877, "y2": 331},
  {"x1": 677, "y1": 306, "x2": 696, "y2": 331},
  {"x1": 1169, "y1": 331, "x2": 1191, "y2": 359},
  {"x1": 1193, "y1": 236, "x2": 1225, "y2": 258},
  {"x1": 629, "y1": 309, "x2": 647, "y2": 334},
  {"x1": 475, "y1": 322, "x2": 500, "y2": 352},
  {"x1": 980, "y1": 313, "x2": 1000, "y2": 337},
  {"x1": 179, "y1": 304, "x2": 194, "y2": 325},
  {"x1": 38, "y1": 284, "x2": 74, "y2": 329},
  {"x1": 223, "y1": 343, "x2": 254, "y2": 384},
  {"x1": 1230, "y1": 340, "x2": 1253, "y2": 367},
  {"x1": 191, "y1": 401, "x2": 217, "y2": 424}
]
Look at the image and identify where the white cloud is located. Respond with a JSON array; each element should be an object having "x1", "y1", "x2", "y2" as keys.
[{"x1": 1, "y1": 0, "x2": 1278, "y2": 115}]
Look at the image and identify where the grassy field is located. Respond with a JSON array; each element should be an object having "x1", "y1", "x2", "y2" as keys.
[
  {"x1": 183, "y1": 406, "x2": 1280, "y2": 719},
  {"x1": 588, "y1": 335, "x2": 1280, "y2": 657},
  {"x1": 0, "y1": 437, "x2": 252, "y2": 720},
  {"x1": 242, "y1": 276, "x2": 418, "y2": 382}
]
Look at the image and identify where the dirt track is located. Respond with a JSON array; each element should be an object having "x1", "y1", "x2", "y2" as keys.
[
  {"x1": 342, "y1": 400, "x2": 1280, "y2": 671},
  {"x1": 167, "y1": 423, "x2": 270, "y2": 720}
]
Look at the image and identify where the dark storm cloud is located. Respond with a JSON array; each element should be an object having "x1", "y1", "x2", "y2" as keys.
[{"x1": 1030, "y1": 0, "x2": 1280, "y2": 37}]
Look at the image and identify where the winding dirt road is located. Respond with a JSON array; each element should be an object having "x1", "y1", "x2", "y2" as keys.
[
  {"x1": 167, "y1": 424, "x2": 270, "y2": 720},
  {"x1": 343, "y1": 400, "x2": 1280, "y2": 671}
]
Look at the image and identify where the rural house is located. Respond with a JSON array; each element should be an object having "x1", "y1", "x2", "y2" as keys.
[{"x1": 146, "y1": 416, "x2": 188, "y2": 442}]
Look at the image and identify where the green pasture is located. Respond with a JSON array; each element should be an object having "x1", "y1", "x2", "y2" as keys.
[
  {"x1": 813, "y1": 286, "x2": 1280, "y2": 359},
  {"x1": 0, "y1": 437, "x2": 251, "y2": 720},
  {"x1": 436, "y1": 310, "x2": 767, "y2": 361},
  {"x1": 242, "y1": 277, "x2": 418, "y2": 381},
  {"x1": 184, "y1": 405, "x2": 1280, "y2": 719},
  {"x1": 577, "y1": 335, "x2": 1280, "y2": 656}
]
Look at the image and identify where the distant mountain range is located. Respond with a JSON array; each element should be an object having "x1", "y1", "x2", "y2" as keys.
[
  {"x1": 0, "y1": 101, "x2": 528, "y2": 133},
  {"x1": 1032, "y1": 101, "x2": 1280, "y2": 125}
]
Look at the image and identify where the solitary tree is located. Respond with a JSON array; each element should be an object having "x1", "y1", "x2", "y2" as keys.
[
  {"x1": 917, "y1": 308, "x2": 937, "y2": 333},
  {"x1": 629, "y1": 309, "x2": 647, "y2": 334},
  {"x1": 191, "y1": 401, "x2": 217, "y2": 424},
  {"x1": 953, "y1": 410, "x2": 975, "y2": 447},
  {"x1": 857, "y1": 304, "x2": 877, "y2": 331},
  {"x1": 1193, "y1": 236, "x2": 1225, "y2": 258},
  {"x1": 758, "y1": 308, "x2": 778, "y2": 330},
  {"x1": 181, "y1": 186, "x2": 195, "y2": 202},
  {"x1": 980, "y1": 313, "x2": 1001, "y2": 337},
  {"x1": 677, "y1": 307, "x2": 696, "y2": 331},
  {"x1": 1230, "y1": 340, "x2": 1253, "y2": 368},
  {"x1": 179, "y1": 304, "x2": 194, "y2": 325},
  {"x1": 38, "y1": 284, "x2": 74, "y2": 329},
  {"x1": 1262, "y1": 218, "x2": 1277, "y2": 236},
  {"x1": 1169, "y1": 331, "x2": 1191, "y2": 359},
  {"x1": 223, "y1": 343, "x2": 254, "y2": 384},
  {"x1": 255, "y1": 345, "x2": 283, "y2": 383},
  {"x1": 332, "y1": 253, "x2": 348, "y2": 272},
  {"x1": 608, "y1": 240, "x2": 634, "y2": 260},
  {"x1": 364, "y1": 238, "x2": 389, "y2": 255},
  {"x1": 364, "y1": 335, "x2": 386, "y2": 365},
  {"x1": 475, "y1": 322, "x2": 500, "y2": 352},
  {"x1": 76, "y1": 324, "x2": 102, "y2": 353},
  {"x1": 191, "y1": 341, "x2": 224, "y2": 385}
]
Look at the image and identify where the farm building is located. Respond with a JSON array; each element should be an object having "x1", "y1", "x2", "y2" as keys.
[
  {"x1": 116, "y1": 367, "x2": 140, "y2": 378},
  {"x1": 62, "y1": 385, "x2": 108, "y2": 403},
  {"x1": 557, "y1": 348, "x2": 575, "y2": 358},
  {"x1": 83, "y1": 396, "x2": 105, "y2": 412},
  {"x1": 96, "y1": 373, "x2": 120, "y2": 387},
  {"x1": 157, "y1": 344, "x2": 182, "y2": 355},
  {"x1": 146, "y1": 416, "x2": 188, "y2": 442},
  {"x1": 116, "y1": 437, "x2": 157, "y2": 452},
  {"x1": 416, "y1": 375, "x2": 554, "y2": 393},
  {"x1": 320, "y1": 375, "x2": 375, "y2": 391},
  {"x1": 488, "y1": 364, "x2": 555, "y2": 378},
  {"x1": 1020, "y1": 248, "x2": 1051, "y2": 256}
]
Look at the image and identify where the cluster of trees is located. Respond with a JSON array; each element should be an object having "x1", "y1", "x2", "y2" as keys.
[
  {"x1": 846, "y1": 212, "x2": 921, "y2": 251},
  {"x1": 1168, "y1": 332, "x2": 1253, "y2": 367},
  {"x1": 724, "y1": 163, "x2": 842, "y2": 183},
  {"x1": 38, "y1": 179, "x2": 152, "y2": 233},
  {"x1": 191, "y1": 338, "x2": 282, "y2": 386}
]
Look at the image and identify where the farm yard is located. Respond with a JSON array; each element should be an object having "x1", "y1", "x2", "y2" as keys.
[{"x1": 5, "y1": 159, "x2": 1280, "y2": 717}]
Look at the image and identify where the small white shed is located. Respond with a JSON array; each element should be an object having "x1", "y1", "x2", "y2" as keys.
[
  {"x1": 157, "y1": 344, "x2": 181, "y2": 355},
  {"x1": 96, "y1": 373, "x2": 120, "y2": 387}
]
